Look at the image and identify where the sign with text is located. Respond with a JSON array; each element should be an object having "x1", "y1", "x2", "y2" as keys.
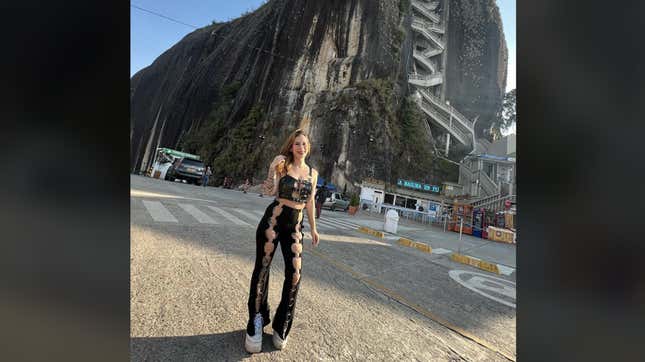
[{"x1": 397, "y1": 179, "x2": 441, "y2": 193}]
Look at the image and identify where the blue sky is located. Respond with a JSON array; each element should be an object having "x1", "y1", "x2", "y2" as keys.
[{"x1": 131, "y1": 0, "x2": 515, "y2": 91}]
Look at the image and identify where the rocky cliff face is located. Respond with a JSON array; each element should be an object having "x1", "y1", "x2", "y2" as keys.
[
  {"x1": 131, "y1": 0, "x2": 506, "y2": 192},
  {"x1": 445, "y1": 0, "x2": 507, "y2": 137}
]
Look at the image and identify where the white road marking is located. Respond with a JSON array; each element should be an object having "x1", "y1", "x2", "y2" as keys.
[
  {"x1": 432, "y1": 248, "x2": 453, "y2": 255},
  {"x1": 142, "y1": 200, "x2": 178, "y2": 223},
  {"x1": 497, "y1": 264, "x2": 515, "y2": 276},
  {"x1": 251, "y1": 210, "x2": 266, "y2": 218},
  {"x1": 313, "y1": 222, "x2": 335, "y2": 230},
  {"x1": 178, "y1": 203, "x2": 217, "y2": 224},
  {"x1": 470, "y1": 276, "x2": 516, "y2": 299},
  {"x1": 324, "y1": 217, "x2": 360, "y2": 228},
  {"x1": 232, "y1": 209, "x2": 261, "y2": 223},
  {"x1": 449, "y1": 270, "x2": 516, "y2": 308},
  {"x1": 322, "y1": 218, "x2": 358, "y2": 229},
  {"x1": 206, "y1": 206, "x2": 252, "y2": 227},
  {"x1": 131, "y1": 189, "x2": 218, "y2": 204},
  {"x1": 316, "y1": 219, "x2": 350, "y2": 230}
]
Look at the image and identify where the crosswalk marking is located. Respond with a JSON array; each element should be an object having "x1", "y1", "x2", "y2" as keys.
[
  {"x1": 310, "y1": 221, "x2": 333, "y2": 230},
  {"x1": 142, "y1": 200, "x2": 178, "y2": 223},
  {"x1": 178, "y1": 203, "x2": 218, "y2": 224},
  {"x1": 316, "y1": 219, "x2": 351, "y2": 230},
  {"x1": 139, "y1": 200, "x2": 367, "y2": 233},
  {"x1": 232, "y1": 209, "x2": 261, "y2": 223},
  {"x1": 322, "y1": 217, "x2": 360, "y2": 228},
  {"x1": 325, "y1": 217, "x2": 360, "y2": 228},
  {"x1": 251, "y1": 210, "x2": 265, "y2": 218},
  {"x1": 206, "y1": 206, "x2": 252, "y2": 227}
]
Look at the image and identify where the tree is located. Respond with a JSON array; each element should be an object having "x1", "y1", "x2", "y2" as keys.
[
  {"x1": 489, "y1": 88, "x2": 516, "y2": 138},
  {"x1": 500, "y1": 88, "x2": 516, "y2": 130}
]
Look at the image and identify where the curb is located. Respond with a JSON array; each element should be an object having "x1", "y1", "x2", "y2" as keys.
[
  {"x1": 450, "y1": 253, "x2": 500, "y2": 274},
  {"x1": 357, "y1": 226, "x2": 384, "y2": 238},
  {"x1": 396, "y1": 238, "x2": 433, "y2": 254},
  {"x1": 349, "y1": 218, "x2": 515, "y2": 277}
]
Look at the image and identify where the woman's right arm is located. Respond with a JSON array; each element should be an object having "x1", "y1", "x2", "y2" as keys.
[{"x1": 262, "y1": 155, "x2": 286, "y2": 196}]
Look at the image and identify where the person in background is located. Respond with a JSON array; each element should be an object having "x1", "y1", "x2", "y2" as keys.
[
  {"x1": 202, "y1": 166, "x2": 212, "y2": 187},
  {"x1": 243, "y1": 178, "x2": 251, "y2": 194},
  {"x1": 315, "y1": 181, "x2": 328, "y2": 219}
]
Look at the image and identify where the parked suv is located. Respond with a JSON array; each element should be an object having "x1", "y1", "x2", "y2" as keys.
[
  {"x1": 323, "y1": 192, "x2": 350, "y2": 211},
  {"x1": 165, "y1": 157, "x2": 205, "y2": 185}
]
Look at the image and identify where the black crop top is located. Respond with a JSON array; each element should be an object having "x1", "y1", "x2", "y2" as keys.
[{"x1": 277, "y1": 167, "x2": 313, "y2": 203}]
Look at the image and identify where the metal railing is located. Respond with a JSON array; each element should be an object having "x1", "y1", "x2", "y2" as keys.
[
  {"x1": 470, "y1": 192, "x2": 502, "y2": 207},
  {"x1": 479, "y1": 170, "x2": 500, "y2": 196},
  {"x1": 360, "y1": 200, "x2": 448, "y2": 226},
  {"x1": 411, "y1": 0, "x2": 441, "y2": 23},
  {"x1": 358, "y1": 200, "x2": 517, "y2": 246},
  {"x1": 424, "y1": 97, "x2": 472, "y2": 137},
  {"x1": 412, "y1": 50, "x2": 436, "y2": 72},
  {"x1": 459, "y1": 163, "x2": 474, "y2": 192},
  {"x1": 418, "y1": 88, "x2": 474, "y2": 131},
  {"x1": 411, "y1": 17, "x2": 444, "y2": 34},
  {"x1": 473, "y1": 194, "x2": 516, "y2": 214},
  {"x1": 422, "y1": 47, "x2": 443, "y2": 58},
  {"x1": 408, "y1": 72, "x2": 444, "y2": 87},
  {"x1": 418, "y1": 0, "x2": 440, "y2": 11},
  {"x1": 417, "y1": 100, "x2": 470, "y2": 145},
  {"x1": 419, "y1": 100, "x2": 470, "y2": 142},
  {"x1": 411, "y1": 20, "x2": 444, "y2": 49}
]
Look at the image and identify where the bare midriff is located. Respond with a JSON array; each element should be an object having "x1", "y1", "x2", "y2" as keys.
[{"x1": 276, "y1": 198, "x2": 307, "y2": 210}]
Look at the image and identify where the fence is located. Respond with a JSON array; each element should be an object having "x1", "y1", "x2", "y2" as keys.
[
  {"x1": 360, "y1": 198, "x2": 517, "y2": 245},
  {"x1": 360, "y1": 199, "x2": 448, "y2": 226}
]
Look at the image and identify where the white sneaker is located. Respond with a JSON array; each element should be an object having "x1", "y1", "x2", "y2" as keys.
[
  {"x1": 244, "y1": 314, "x2": 263, "y2": 353},
  {"x1": 272, "y1": 332, "x2": 288, "y2": 350}
]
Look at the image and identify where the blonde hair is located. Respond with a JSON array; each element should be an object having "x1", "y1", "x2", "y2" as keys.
[{"x1": 278, "y1": 128, "x2": 311, "y2": 173}]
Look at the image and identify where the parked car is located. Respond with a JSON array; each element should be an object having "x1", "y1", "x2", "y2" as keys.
[
  {"x1": 323, "y1": 192, "x2": 350, "y2": 211},
  {"x1": 165, "y1": 157, "x2": 205, "y2": 185}
]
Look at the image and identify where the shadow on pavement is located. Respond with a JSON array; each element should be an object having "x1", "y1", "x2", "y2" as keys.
[{"x1": 131, "y1": 329, "x2": 280, "y2": 361}]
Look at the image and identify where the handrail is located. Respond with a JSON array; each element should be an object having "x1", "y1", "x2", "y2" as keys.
[
  {"x1": 422, "y1": 100, "x2": 471, "y2": 139},
  {"x1": 472, "y1": 194, "x2": 516, "y2": 214},
  {"x1": 411, "y1": 21, "x2": 444, "y2": 49},
  {"x1": 460, "y1": 163, "x2": 474, "y2": 178},
  {"x1": 479, "y1": 170, "x2": 500, "y2": 196},
  {"x1": 418, "y1": 100, "x2": 470, "y2": 144},
  {"x1": 411, "y1": 0, "x2": 441, "y2": 23},
  {"x1": 418, "y1": 88, "x2": 474, "y2": 130},
  {"x1": 423, "y1": 47, "x2": 443, "y2": 58},
  {"x1": 470, "y1": 193, "x2": 502, "y2": 207},
  {"x1": 412, "y1": 50, "x2": 436, "y2": 72},
  {"x1": 459, "y1": 164, "x2": 474, "y2": 192},
  {"x1": 411, "y1": 18, "x2": 444, "y2": 33},
  {"x1": 408, "y1": 72, "x2": 443, "y2": 81}
]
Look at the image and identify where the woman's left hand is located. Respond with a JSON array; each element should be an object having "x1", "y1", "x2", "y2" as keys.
[{"x1": 311, "y1": 229, "x2": 320, "y2": 247}]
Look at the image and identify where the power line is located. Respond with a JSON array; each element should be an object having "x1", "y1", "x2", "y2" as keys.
[
  {"x1": 131, "y1": 3, "x2": 296, "y2": 63},
  {"x1": 131, "y1": 4, "x2": 198, "y2": 29}
]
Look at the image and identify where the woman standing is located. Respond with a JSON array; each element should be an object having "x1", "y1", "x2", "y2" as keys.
[{"x1": 245, "y1": 129, "x2": 320, "y2": 353}]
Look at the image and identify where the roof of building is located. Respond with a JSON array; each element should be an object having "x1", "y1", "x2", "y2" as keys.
[{"x1": 467, "y1": 134, "x2": 516, "y2": 163}]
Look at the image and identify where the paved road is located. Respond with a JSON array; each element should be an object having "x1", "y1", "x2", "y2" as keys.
[{"x1": 130, "y1": 175, "x2": 516, "y2": 361}]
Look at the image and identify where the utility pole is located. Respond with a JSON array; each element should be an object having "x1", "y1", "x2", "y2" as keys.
[{"x1": 445, "y1": 100, "x2": 452, "y2": 156}]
